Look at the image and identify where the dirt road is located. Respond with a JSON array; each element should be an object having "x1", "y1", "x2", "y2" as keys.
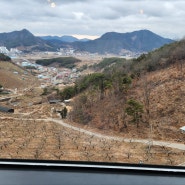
[
  {"x1": 1, "y1": 116, "x2": 185, "y2": 151},
  {"x1": 48, "y1": 118, "x2": 185, "y2": 151}
]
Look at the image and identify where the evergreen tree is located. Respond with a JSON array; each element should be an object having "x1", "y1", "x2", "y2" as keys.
[{"x1": 125, "y1": 99, "x2": 143, "y2": 127}]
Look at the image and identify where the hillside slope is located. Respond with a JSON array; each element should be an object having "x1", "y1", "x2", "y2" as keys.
[
  {"x1": 0, "y1": 60, "x2": 39, "y2": 90},
  {"x1": 68, "y1": 39, "x2": 185, "y2": 143},
  {"x1": 0, "y1": 29, "x2": 53, "y2": 51},
  {"x1": 72, "y1": 30, "x2": 174, "y2": 54}
]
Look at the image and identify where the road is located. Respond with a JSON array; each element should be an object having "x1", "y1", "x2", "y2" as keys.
[
  {"x1": 49, "y1": 118, "x2": 185, "y2": 151},
  {"x1": 2, "y1": 116, "x2": 185, "y2": 151}
]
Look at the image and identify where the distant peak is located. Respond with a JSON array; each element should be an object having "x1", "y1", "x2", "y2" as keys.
[
  {"x1": 20, "y1": 29, "x2": 31, "y2": 33},
  {"x1": 101, "y1": 32, "x2": 122, "y2": 39},
  {"x1": 127, "y1": 29, "x2": 154, "y2": 34},
  {"x1": 18, "y1": 29, "x2": 34, "y2": 36}
]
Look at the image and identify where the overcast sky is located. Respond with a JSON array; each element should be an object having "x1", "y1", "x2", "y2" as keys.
[{"x1": 0, "y1": 0, "x2": 185, "y2": 39}]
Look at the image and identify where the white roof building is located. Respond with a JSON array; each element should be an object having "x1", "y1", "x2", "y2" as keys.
[
  {"x1": 180, "y1": 126, "x2": 185, "y2": 133},
  {"x1": 0, "y1": 46, "x2": 9, "y2": 54}
]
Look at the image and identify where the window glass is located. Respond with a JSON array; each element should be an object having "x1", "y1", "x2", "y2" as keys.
[{"x1": 0, "y1": 0, "x2": 185, "y2": 167}]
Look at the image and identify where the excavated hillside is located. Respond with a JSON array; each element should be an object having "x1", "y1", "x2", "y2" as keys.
[{"x1": 0, "y1": 60, "x2": 39, "y2": 90}]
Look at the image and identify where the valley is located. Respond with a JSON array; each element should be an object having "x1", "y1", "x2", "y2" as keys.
[
  {"x1": 1, "y1": 30, "x2": 185, "y2": 166},
  {"x1": 1, "y1": 48, "x2": 185, "y2": 166}
]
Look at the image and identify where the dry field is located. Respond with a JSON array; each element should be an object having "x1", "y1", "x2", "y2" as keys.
[
  {"x1": 1, "y1": 58, "x2": 185, "y2": 166},
  {"x1": 0, "y1": 106, "x2": 185, "y2": 166}
]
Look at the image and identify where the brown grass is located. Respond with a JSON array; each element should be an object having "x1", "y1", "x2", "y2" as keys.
[
  {"x1": 1, "y1": 59, "x2": 185, "y2": 166},
  {"x1": 70, "y1": 62, "x2": 185, "y2": 143},
  {"x1": 0, "y1": 115, "x2": 185, "y2": 165},
  {"x1": 0, "y1": 61, "x2": 39, "y2": 90}
]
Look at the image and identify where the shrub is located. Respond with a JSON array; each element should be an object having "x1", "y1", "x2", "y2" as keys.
[
  {"x1": 125, "y1": 99, "x2": 143, "y2": 127},
  {"x1": 60, "y1": 86, "x2": 76, "y2": 101},
  {"x1": 0, "y1": 53, "x2": 11, "y2": 61}
]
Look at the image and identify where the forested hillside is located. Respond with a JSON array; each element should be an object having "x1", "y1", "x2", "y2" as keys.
[
  {"x1": 62, "y1": 38, "x2": 185, "y2": 142},
  {"x1": 0, "y1": 53, "x2": 11, "y2": 61},
  {"x1": 36, "y1": 57, "x2": 81, "y2": 69}
]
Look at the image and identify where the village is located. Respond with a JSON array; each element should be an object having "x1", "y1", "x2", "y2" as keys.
[
  {"x1": 0, "y1": 47, "x2": 82, "y2": 87},
  {"x1": 19, "y1": 59, "x2": 81, "y2": 87},
  {"x1": 0, "y1": 46, "x2": 105, "y2": 89}
]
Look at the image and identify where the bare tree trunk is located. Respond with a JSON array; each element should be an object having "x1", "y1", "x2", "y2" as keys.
[{"x1": 142, "y1": 73, "x2": 155, "y2": 159}]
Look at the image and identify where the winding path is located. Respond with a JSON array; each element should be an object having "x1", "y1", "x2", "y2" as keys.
[
  {"x1": 1, "y1": 116, "x2": 185, "y2": 151},
  {"x1": 49, "y1": 118, "x2": 185, "y2": 151}
]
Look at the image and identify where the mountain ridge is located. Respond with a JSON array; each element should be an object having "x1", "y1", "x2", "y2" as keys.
[
  {"x1": 0, "y1": 29, "x2": 174, "y2": 54},
  {"x1": 0, "y1": 29, "x2": 53, "y2": 51},
  {"x1": 40, "y1": 35, "x2": 90, "y2": 42},
  {"x1": 71, "y1": 29, "x2": 174, "y2": 54}
]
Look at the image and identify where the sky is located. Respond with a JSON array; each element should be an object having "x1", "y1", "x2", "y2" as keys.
[{"x1": 0, "y1": 0, "x2": 185, "y2": 40}]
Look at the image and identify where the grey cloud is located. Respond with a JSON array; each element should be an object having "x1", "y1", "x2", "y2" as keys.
[
  {"x1": 0, "y1": 0, "x2": 185, "y2": 39},
  {"x1": 52, "y1": 0, "x2": 91, "y2": 4}
]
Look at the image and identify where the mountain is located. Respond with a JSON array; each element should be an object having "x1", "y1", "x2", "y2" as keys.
[
  {"x1": 0, "y1": 29, "x2": 53, "y2": 51},
  {"x1": 71, "y1": 30, "x2": 174, "y2": 54},
  {"x1": 80, "y1": 38, "x2": 91, "y2": 42},
  {"x1": 41, "y1": 35, "x2": 78, "y2": 42},
  {"x1": 0, "y1": 29, "x2": 174, "y2": 54},
  {"x1": 41, "y1": 35, "x2": 90, "y2": 42}
]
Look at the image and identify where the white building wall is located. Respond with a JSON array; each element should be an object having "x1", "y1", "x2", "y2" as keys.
[{"x1": 0, "y1": 46, "x2": 9, "y2": 54}]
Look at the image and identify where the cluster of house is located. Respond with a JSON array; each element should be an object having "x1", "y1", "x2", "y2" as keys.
[
  {"x1": 59, "y1": 48, "x2": 75, "y2": 56},
  {"x1": 0, "y1": 46, "x2": 22, "y2": 57},
  {"x1": 15, "y1": 59, "x2": 81, "y2": 87},
  {"x1": 38, "y1": 67, "x2": 81, "y2": 86},
  {"x1": 42, "y1": 47, "x2": 96, "y2": 57},
  {"x1": 51, "y1": 68, "x2": 80, "y2": 85}
]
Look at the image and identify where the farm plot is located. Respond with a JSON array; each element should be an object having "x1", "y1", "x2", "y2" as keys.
[{"x1": 0, "y1": 118, "x2": 185, "y2": 165}]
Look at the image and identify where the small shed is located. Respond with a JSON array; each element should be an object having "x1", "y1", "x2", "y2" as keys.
[
  {"x1": 49, "y1": 99, "x2": 61, "y2": 104},
  {"x1": 64, "y1": 99, "x2": 72, "y2": 103},
  {"x1": 180, "y1": 126, "x2": 185, "y2": 133},
  {"x1": 0, "y1": 106, "x2": 14, "y2": 113}
]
